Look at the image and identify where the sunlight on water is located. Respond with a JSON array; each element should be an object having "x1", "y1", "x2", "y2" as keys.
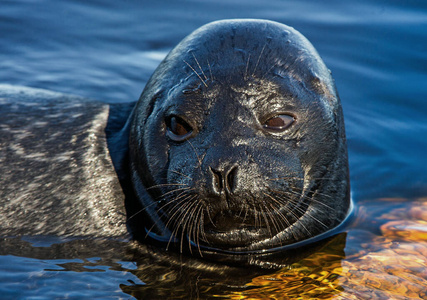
[{"x1": 223, "y1": 200, "x2": 427, "y2": 299}]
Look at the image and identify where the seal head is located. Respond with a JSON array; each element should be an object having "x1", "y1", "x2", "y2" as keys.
[{"x1": 129, "y1": 19, "x2": 350, "y2": 253}]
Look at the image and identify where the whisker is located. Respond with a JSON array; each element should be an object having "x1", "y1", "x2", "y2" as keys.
[
  {"x1": 207, "y1": 59, "x2": 213, "y2": 82},
  {"x1": 186, "y1": 200, "x2": 201, "y2": 254},
  {"x1": 144, "y1": 193, "x2": 193, "y2": 239},
  {"x1": 156, "y1": 191, "x2": 194, "y2": 213},
  {"x1": 192, "y1": 52, "x2": 208, "y2": 81},
  {"x1": 267, "y1": 176, "x2": 304, "y2": 181},
  {"x1": 178, "y1": 196, "x2": 199, "y2": 253},
  {"x1": 264, "y1": 201, "x2": 293, "y2": 243},
  {"x1": 187, "y1": 202, "x2": 199, "y2": 253},
  {"x1": 305, "y1": 196, "x2": 334, "y2": 210},
  {"x1": 288, "y1": 200, "x2": 329, "y2": 230},
  {"x1": 128, "y1": 188, "x2": 193, "y2": 221},
  {"x1": 252, "y1": 43, "x2": 267, "y2": 76},
  {"x1": 186, "y1": 139, "x2": 202, "y2": 167},
  {"x1": 162, "y1": 194, "x2": 194, "y2": 218},
  {"x1": 198, "y1": 208, "x2": 208, "y2": 243},
  {"x1": 170, "y1": 170, "x2": 192, "y2": 180},
  {"x1": 265, "y1": 192, "x2": 311, "y2": 237},
  {"x1": 281, "y1": 203, "x2": 311, "y2": 236},
  {"x1": 268, "y1": 176, "x2": 339, "y2": 181},
  {"x1": 237, "y1": 203, "x2": 245, "y2": 218},
  {"x1": 259, "y1": 205, "x2": 272, "y2": 237},
  {"x1": 260, "y1": 62, "x2": 277, "y2": 80},
  {"x1": 166, "y1": 195, "x2": 196, "y2": 251},
  {"x1": 158, "y1": 186, "x2": 192, "y2": 198},
  {"x1": 146, "y1": 183, "x2": 188, "y2": 190},
  {"x1": 194, "y1": 204, "x2": 204, "y2": 256},
  {"x1": 156, "y1": 188, "x2": 190, "y2": 204},
  {"x1": 272, "y1": 188, "x2": 335, "y2": 211},
  {"x1": 242, "y1": 205, "x2": 249, "y2": 225},
  {"x1": 186, "y1": 201, "x2": 201, "y2": 254},
  {"x1": 127, "y1": 199, "x2": 159, "y2": 221},
  {"x1": 287, "y1": 207, "x2": 311, "y2": 235},
  {"x1": 263, "y1": 192, "x2": 292, "y2": 227},
  {"x1": 263, "y1": 192, "x2": 292, "y2": 212},
  {"x1": 183, "y1": 60, "x2": 208, "y2": 87},
  {"x1": 309, "y1": 189, "x2": 341, "y2": 201},
  {"x1": 244, "y1": 53, "x2": 251, "y2": 80},
  {"x1": 253, "y1": 205, "x2": 262, "y2": 229},
  {"x1": 268, "y1": 202, "x2": 296, "y2": 240},
  {"x1": 205, "y1": 207, "x2": 216, "y2": 228}
]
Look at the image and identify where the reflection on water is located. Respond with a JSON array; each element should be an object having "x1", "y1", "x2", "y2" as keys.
[
  {"x1": 223, "y1": 200, "x2": 427, "y2": 299},
  {"x1": 2, "y1": 200, "x2": 426, "y2": 298},
  {"x1": 1, "y1": 0, "x2": 427, "y2": 298}
]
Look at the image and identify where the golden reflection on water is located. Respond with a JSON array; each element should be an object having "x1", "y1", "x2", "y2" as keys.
[{"x1": 224, "y1": 199, "x2": 427, "y2": 299}]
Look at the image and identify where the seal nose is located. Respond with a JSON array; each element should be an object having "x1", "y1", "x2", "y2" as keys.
[{"x1": 209, "y1": 165, "x2": 238, "y2": 195}]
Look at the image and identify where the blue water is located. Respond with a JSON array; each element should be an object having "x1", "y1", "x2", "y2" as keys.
[{"x1": 1, "y1": 0, "x2": 427, "y2": 298}]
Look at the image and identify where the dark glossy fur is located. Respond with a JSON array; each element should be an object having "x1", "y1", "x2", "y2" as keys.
[
  {"x1": 0, "y1": 20, "x2": 350, "y2": 264},
  {"x1": 128, "y1": 19, "x2": 350, "y2": 254}
]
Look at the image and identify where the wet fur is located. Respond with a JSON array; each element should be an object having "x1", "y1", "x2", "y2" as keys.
[
  {"x1": 128, "y1": 19, "x2": 350, "y2": 254},
  {"x1": 0, "y1": 20, "x2": 350, "y2": 262}
]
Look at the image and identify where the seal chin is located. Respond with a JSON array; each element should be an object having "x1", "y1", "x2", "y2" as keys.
[
  {"x1": 196, "y1": 201, "x2": 308, "y2": 250},
  {"x1": 202, "y1": 211, "x2": 272, "y2": 248},
  {"x1": 202, "y1": 228, "x2": 268, "y2": 249}
]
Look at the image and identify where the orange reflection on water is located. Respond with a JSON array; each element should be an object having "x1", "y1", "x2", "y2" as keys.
[{"x1": 225, "y1": 200, "x2": 427, "y2": 299}]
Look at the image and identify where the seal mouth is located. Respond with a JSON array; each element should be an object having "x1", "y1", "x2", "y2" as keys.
[
  {"x1": 205, "y1": 210, "x2": 259, "y2": 232},
  {"x1": 150, "y1": 187, "x2": 312, "y2": 251},
  {"x1": 199, "y1": 206, "x2": 305, "y2": 249}
]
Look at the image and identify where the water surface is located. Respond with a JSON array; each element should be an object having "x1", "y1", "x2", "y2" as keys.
[{"x1": 1, "y1": 0, "x2": 427, "y2": 298}]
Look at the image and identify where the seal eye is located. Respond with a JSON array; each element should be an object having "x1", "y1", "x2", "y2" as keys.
[
  {"x1": 263, "y1": 114, "x2": 295, "y2": 132},
  {"x1": 166, "y1": 116, "x2": 193, "y2": 141}
]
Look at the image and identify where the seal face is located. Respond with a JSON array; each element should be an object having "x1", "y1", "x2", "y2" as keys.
[{"x1": 129, "y1": 19, "x2": 350, "y2": 253}]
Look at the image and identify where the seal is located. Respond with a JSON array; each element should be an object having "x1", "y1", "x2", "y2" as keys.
[
  {"x1": 0, "y1": 85, "x2": 129, "y2": 237},
  {"x1": 127, "y1": 19, "x2": 350, "y2": 254},
  {"x1": 0, "y1": 19, "x2": 350, "y2": 261}
]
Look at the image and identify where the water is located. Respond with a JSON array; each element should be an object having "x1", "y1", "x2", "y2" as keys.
[{"x1": 1, "y1": 0, "x2": 427, "y2": 298}]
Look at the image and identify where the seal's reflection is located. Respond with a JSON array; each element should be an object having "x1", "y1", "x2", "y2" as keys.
[
  {"x1": 121, "y1": 233, "x2": 347, "y2": 299},
  {"x1": 0, "y1": 233, "x2": 346, "y2": 298}
]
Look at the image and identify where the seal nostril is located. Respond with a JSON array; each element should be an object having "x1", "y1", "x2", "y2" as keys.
[
  {"x1": 210, "y1": 167, "x2": 223, "y2": 192},
  {"x1": 210, "y1": 165, "x2": 237, "y2": 194},
  {"x1": 226, "y1": 166, "x2": 237, "y2": 193}
]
